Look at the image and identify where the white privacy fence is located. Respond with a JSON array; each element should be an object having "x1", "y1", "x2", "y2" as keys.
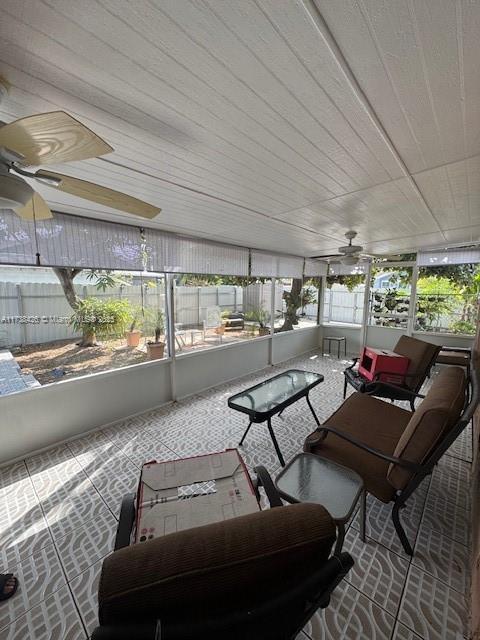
[
  {"x1": 0, "y1": 282, "x2": 249, "y2": 347},
  {"x1": 323, "y1": 287, "x2": 365, "y2": 324}
]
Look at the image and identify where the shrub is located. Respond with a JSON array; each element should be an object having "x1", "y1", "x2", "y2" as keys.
[
  {"x1": 449, "y1": 319, "x2": 476, "y2": 335},
  {"x1": 70, "y1": 298, "x2": 131, "y2": 343}
]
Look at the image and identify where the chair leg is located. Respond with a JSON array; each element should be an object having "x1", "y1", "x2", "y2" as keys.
[
  {"x1": 392, "y1": 502, "x2": 413, "y2": 556},
  {"x1": 359, "y1": 490, "x2": 367, "y2": 542},
  {"x1": 409, "y1": 398, "x2": 416, "y2": 412},
  {"x1": 343, "y1": 376, "x2": 348, "y2": 399}
]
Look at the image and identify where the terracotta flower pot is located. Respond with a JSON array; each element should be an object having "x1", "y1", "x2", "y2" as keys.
[
  {"x1": 147, "y1": 341, "x2": 165, "y2": 360},
  {"x1": 125, "y1": 330, "x2": 142, "y2": 347},
  {"x1": 258, "y1": 327, "x2": 270, "y2": 336}
]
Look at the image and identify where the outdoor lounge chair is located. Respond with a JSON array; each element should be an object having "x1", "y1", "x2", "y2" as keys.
[
  {"x1": 305, "y1": 364, "x2": 477, "y2": 555},
  {"x1": 343, "y1": 335, "x2": 440, "y2": 410},
  {"x1": 91, "y1": 503, "x2": 353, "y2": 640}
]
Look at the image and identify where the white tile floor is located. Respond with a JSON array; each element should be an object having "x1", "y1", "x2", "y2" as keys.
[{"x1": 0, "y1": 350, "x2": 472, "y2": 639}]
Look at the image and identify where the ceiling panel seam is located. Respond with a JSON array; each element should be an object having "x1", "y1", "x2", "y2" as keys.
[
  {"x1": 306, "y1": 0, "x2": 446, "y2": 240},
  {"x1": 36, "y1": 0, "x2": 346, "y2": 197}
]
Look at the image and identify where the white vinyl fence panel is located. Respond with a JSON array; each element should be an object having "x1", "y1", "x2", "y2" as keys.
[
  {"x1": 323, "y1": 287, "x2": 365, "y2": 324},
  {"x1": 0, "y1": 282, "x2": 244, "y2": 347}
]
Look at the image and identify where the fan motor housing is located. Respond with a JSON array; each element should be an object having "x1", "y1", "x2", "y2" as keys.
[{"x1": 0, "y1": 172, "x2": 34, "y2": 209}]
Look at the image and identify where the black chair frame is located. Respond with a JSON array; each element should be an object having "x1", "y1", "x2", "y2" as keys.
[
  {"x1": 344, "y1": 346, "x2": 440, "y2": 411},
  {"x1": 316, "y1": 365, "x2": 477, "y2": 555},
  {"x1": 93, "y1": 469, "x2": 354, "y2": 640}
]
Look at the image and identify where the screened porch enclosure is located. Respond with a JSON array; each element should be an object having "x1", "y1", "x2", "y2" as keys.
[{"x1": 0, "y1": 205, "x2": 477, "y2": 464}]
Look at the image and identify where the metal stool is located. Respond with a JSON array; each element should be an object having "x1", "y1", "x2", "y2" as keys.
[{"x1": 322, "y1": 336, "x2": 347, "y2": 359}]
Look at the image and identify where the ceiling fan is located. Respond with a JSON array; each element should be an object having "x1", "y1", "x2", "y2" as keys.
[
  {"x1": 0, "y1": 86, "x2": 161, "y2": 222},
  {"x1": 311, "y1": 230, "x2": 368, "y2": 265},
  {"x1": 311, "y1": 230, "x2": 408, "y2": 265}
]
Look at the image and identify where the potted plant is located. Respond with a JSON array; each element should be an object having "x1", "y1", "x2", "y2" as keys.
[
  {"x1": 69, "y1": 298, "x2": 131, "y2": 347},
  {"x1": 245, "y1": 307, "x2": 270, "y2": 336},
  {"x1": 146, "y1": 310, "x2": 166, "y2": 360},
  {"x1": 125, "y1": 306, "x2": 142, "y2": 348}
]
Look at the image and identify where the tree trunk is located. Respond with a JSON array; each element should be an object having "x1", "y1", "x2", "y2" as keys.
[
  {"x1": 53, "y1": 267, "x2": 82, "y2": 310},
  {"x1": 53, "y1": 267, "x2": 95, "y2": 346},
  {"x1": 279, "y1": 278, "x2": 303, "y2": 332}
]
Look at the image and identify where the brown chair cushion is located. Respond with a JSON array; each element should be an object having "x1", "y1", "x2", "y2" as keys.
[
  {"x1": 436, "y1": 350, "x2": 470, "y2": 367},
  {"x1": 304, "y1": 393, "x2": 411, "y2": 502},
  {"x1": 98, "y1": 503, "x2": 335, "y2": 624},
  {"x1": 393, "y1": 335, "x2": 440, "y2": 390},
  {"x1": 387, "y1": 366, "x2": 467, "y2": 490}
]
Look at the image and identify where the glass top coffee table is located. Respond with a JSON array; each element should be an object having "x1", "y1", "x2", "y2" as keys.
[
  {"x1": 275, "y1": 453, "x2": 365, "y2": 555},
  {"x1": 228, "y1": 369, "x2": 324, "y2": 466}
]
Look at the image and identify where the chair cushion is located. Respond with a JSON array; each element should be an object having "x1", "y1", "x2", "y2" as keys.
[
  {"x1": 393, "y1": 335, "x2": 440, "y2": 390},
  {"x1": 436, "y1": 350, "x2": 470, "y2": 367},
  {"x1": 387, "y1": 366, "x2": 467, "y2": 490},
  {"x1": 98, "y1": 503, "x2": 335, "y2": 624},
  {"x1": 304, "y1": 393, "x2": 411, "y2": 502}
]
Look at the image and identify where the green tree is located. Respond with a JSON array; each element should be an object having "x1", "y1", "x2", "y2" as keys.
[
  {"x1": 415, "y1": 276, "x2": 458, "y2": 331},
  {"x1": 53, "y1": 267, "x2": 131, "y2": 346},
  {"x1": 326, "y1": 274, "x2": 364, "y2": 291}
]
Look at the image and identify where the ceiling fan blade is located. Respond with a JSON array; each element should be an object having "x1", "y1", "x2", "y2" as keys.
[
  {"x1": 15, "y1": 192, "x2": 53, "y2": 220},
  {"x1": 309, "y1": 253, "x2": 341, "y2": 259},
  {"x1": 0, "y1": 111, "x2": 113, "y2": 166},
  {"x1": 36, "y1": 170, "x2": 161, "y2": 219}
]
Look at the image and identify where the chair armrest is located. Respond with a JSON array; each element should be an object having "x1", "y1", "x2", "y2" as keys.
[
  {"x1": 365, "y1": 381, "x2": 426, "y2": 399},
  {"x1": 314, "y1": 426, "x2": 424, "y2": 473},
  {"x1": 114, "y1": 494, "x2": 136, "y2": 551},
  {"x1": 372, "y1": 370, "x2": 423, "y2": 382},
  {"x1": 254, "y1": 465, "x2": 283, "y2": 507},
  {"x1": 344, "y1": 357, "x2": 359, "y2": 372}
]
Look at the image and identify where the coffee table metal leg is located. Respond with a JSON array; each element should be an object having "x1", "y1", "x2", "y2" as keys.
[
  {"x1": 334, "y1": 523, "x2": 345, "y2": 556},
  {"x1": 267, "y1": 418, "x2": 285, "y2": 467},
  {"x1": 306, "y1": 393, "x2": 321, "y2": 427},
  {"x1": 239, "y1": 421, "x2": 253, "y2": 446},
  {"x1": 360, "y1": 489, "x2": 367, "y2": 542}
]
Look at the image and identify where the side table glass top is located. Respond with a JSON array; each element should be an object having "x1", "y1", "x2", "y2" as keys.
[
  {"x1": 228, "y1": 369, "x2": 323, "y2": 416},
  {"x1": 275, "y1": 453, "x2": 363, "y2": 523}
]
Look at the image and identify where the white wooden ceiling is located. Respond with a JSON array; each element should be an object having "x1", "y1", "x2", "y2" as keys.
[{"x1": 0, "y1": 0, "x2": 479, "y2": 257}]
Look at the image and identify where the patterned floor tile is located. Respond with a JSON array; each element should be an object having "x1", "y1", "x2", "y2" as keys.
[
  {"x1": 0, "y1": 543, "x2": 65, "y2": 631},
  {"x1": 428, "y1": 467, "x2": 471, "y2": 513},
  {"x1": 0, "y1": 585, "x2": 86, "y2": 640},
  {"x1": 43, "y1": 491, "x2": 110, "y2": 541},
  {"x1": 0, "y1": 351, "x2": 473, "y2": 640},
  {"x1": 69, "y1": 559, "x2": 103, "y2": 637},
  {"x1": 447, "y1": 425, "x2": 472, "y2": 462},
  {"x1": 55, "y1": 510, "x2": 116, "y2": 581},
  {"x1": 413, "y1": 526, "x2": 470, "y2": 594},
  {"x1": 303, "y1": 581, "x2": 395, "y2": 639},
  {"x1": 351, "y1": 493, "x2": 424, "y2": 558},
  {"x1": 398, "y1": 565, "x2": 468, "y2": 639},
  {"x1": 391, "y1": 622, "x2": 423, "y2": 639},
  {"x1": 112, "y1": 432, "x2": 178, "y2": 468},
  {"x1": 78, "y1": 452, "x2": 139, "y2": 517},
  {"x1": 25, "y1": 445, "x2": 75, "y2": 475},
  {"x1": 421, "y1": 492, "x2": 470, "y2": 547},
  {"x1": 67, "y1": 430, "x2": 114, "y2": 456},
  {"x1": 0, "y1": 480, "x2": 39, "y2": 520},
  {"x1": 342, "y1": 528, "x2": 409, "y2": 616},
  {"x1": 0, "y1": 502, "x2": 52, "y2": 571},
  {"x1": 0, "y1": 462, "x2": 29, "y2": 493},
  {"x1": 30, "y1": 459, "x2": 98, "y2": 507}
]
